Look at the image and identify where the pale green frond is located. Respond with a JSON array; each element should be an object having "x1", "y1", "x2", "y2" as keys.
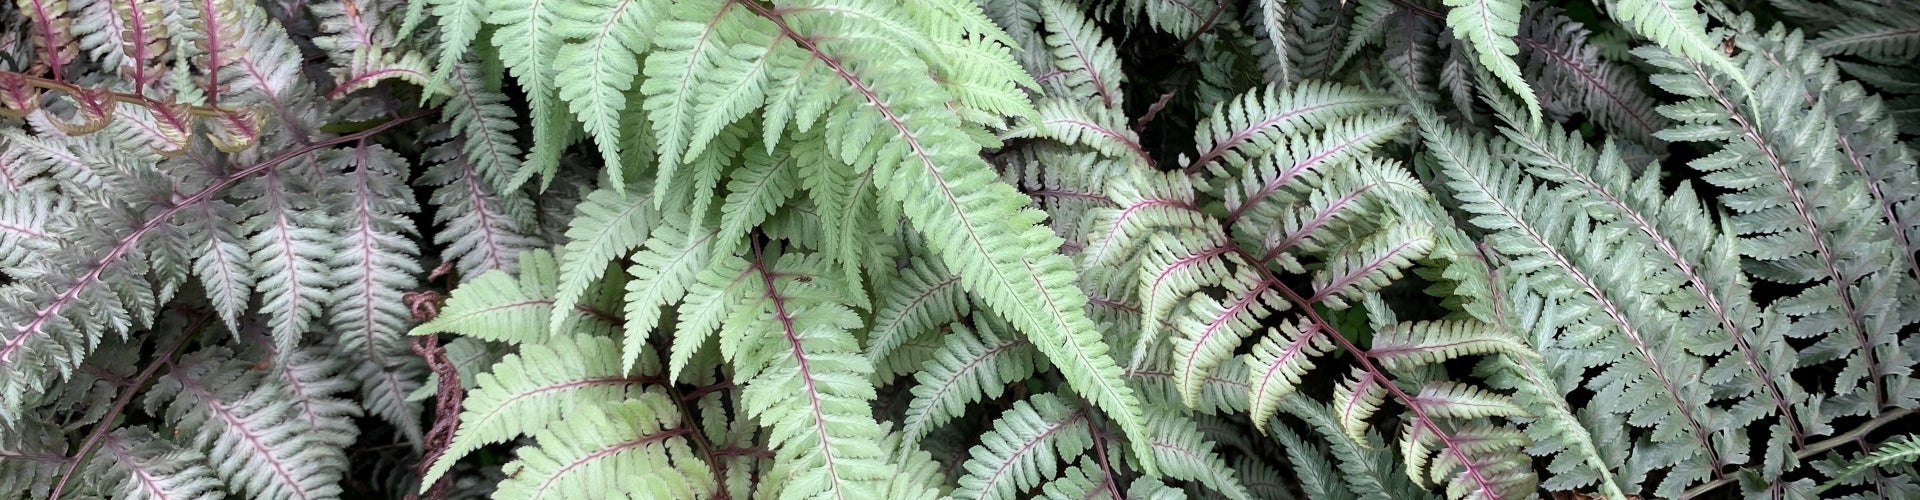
[
  {"x1": 900, "y1": 319, "x2": 1041, "y2": 446},
  {"x1": 1406, "y1": 382, "x2": 1525, "y2": 419},
  {"x1": 1006, "y1": 99, "x2": 1152, "y2": 168},
  {"x1": 553, "y1": 0, "x2": 659, "y2": 187},
  {"x1": 1144, "y1": 410, "x2": 1252, "y2": 500},
  {"x1": 1818, "y1": 435, "x2": 1920, "y2": 493},
  {"x1": 1309, "y1": 223, "x2": 1434, "y2": 310},
  {"x1": 1081, "y1": 169, "x2": 1211, "y2": 267},
  {"x1": 715, "y1": 144, "x2": 800, "y2": 258},
  {"x1": 640, "y1": 0, "x2": 753, "y2": 182},
  {"x1": 669, "y1": 252, "x2": 754, "y2": 379},
  {"x1": 487, "y1": 0, "x2": 570, "y2": 190},
  {"x1": 865, "y1": 259, "x2": 968, "y2": 370},
  {"x1": 1369, "y1": 320, "x2": 1533, "y2": 371},
  {"x1": 1038, "y1": 0, "x2": 1123, "y2": 108},
  {"x1": 726, "y1": 252, "x2": 892, "y2": 499},
  {"x1": 1184, "y1": 82, "x2": 1396, "y2": 175},
  {"x1": 1125, "y1": 478, "x2": 1188, "y2": 500},
  {"x1": 954, "y1": 393, "x2": 1093, "y2": 500},
  {"x1": 413, "y1": 251, "x2": 618, "y2": 343},
  {"x1": 1440, "y1": 0, "x2": 1540, "y2": 123},
  {"x1": 1135, "y1": 230, "x2": 1236, "y2": 366},
  {"x1": 1333, "y1": 368, "x2": 1388, "y2": 446},
  {"x1": 1606, "y1": 0, "x2": 1747, "y2": 91},
  {"x1": 1037, "y1": 458, "x2": 1118, "y2": 500},
  {"x1": 621, "y1": 209, "x2": 719, "y2": 372},
  {"x1": 1245, "y1": 319, "x2": 1333, "y2": 432},
  {"x1": 771, "y1": 3, "x2": 1159, "y2": 466},
  {"x1": 424, "y1": 335, "x2": 649, "y2": 485},
  {"x1": 880, "y1": 427, "x2": 948, "y2": 499},
  {"x1": 1399, "y1": 423, "x2": 1535, "y2": 498},
  {"x1": 494, "y1": 393, "x2": 716, "y2": 499},
  {"x1": 420, "y1": 0, "x2": 487, "y2": 84},
  {"x1": 1165, "y1": 242, "x2": 1285, "y2": 409},
  {"x1": 549, "y1": 183, "x2": 655, "y2": 335}
]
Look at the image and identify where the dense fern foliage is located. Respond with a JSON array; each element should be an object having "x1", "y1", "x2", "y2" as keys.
[{"x1": 1, "y1": 0, "x2": 1916, "y2": 498}]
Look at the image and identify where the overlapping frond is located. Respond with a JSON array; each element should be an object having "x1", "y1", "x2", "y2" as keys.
[
  {"x1": 147, "y1": 348, "x2": 346, "y2": 500},
  {"x1": 900, "y1": 318, "x2": 1041, "y2": 445},
  {"x1": 422, "y1": 334, "x2": 650, "y2": 484},
  {"x1": 88, "y1": 429, "x2": 223, "y2": 500},
  {"x1": 412, "y1": 250, "x2": 619, "y2": 343},
  {"x1": 723, "y1": 250, "x2": 893, "y2": 499},
  {"x1": 954, "y1": 393, "x2": 1093, "y2": 500},
  {"x1": 1439, "y1": 0, "x2": 1539, "y2": 123},
  {"x1": 493, "y1": 393, "x2": 714, "y2": 499}
]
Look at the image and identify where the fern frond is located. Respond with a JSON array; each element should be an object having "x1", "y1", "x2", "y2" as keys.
[
  {"x1": 954, "y1": 393, "x2": 1093, "y2": 500},
  {"x1": 148, "y1": 348, "x2": 344, "y2": 500},
  {"x1": 1036, "y1": 457, "x2": 1118, "y2": 499},
  {"x1": 1818, "y1": 435, "x2": 1920, "y2": 492},
  {"x1": 1184, "y1": 82, "x2": 1395, "y2": 175},
  {"x1": 1641, "y1": 27, "x2": 1907, "y2": 418},
  {"x1": 320, "y1": 144, "x2": 420, "y2": 372},
  {"x1": 748, "y1": 0, "x2": 1156, "y2": 466},
  {"x1": 418, "y1": 127, "x2": 543, "y2": 278},
  {"x1": 552, "y1": 0, "x2": 659, "y2": 186},
  {"x1": 1516, "y1": 6, "x2": 1670, "y2": 151},
  {"x1": 621, "y1": 208, "x2": 718, "y2": 372},
  {"x1": 1245, "y1": 319, "x2": 1333, "y2": 432},
  {"x1": 1008, "y1": 99, "x2": 1152, "y2": 168},
  {"x1": 1331, "y1": 368, "x2": 1388, "y2": 445},
  {"x1": 180, "y1": 199, "x2": 252, "y2": 332},
  {"x1": 728, "y1": 251, "x2": 892, "y2": 499},
  {"x1": 1308, "y1": 222, "x2": 1433, "y2": 309},
  {"x1": 900, "y1": 319, "x2": 1041, "y2": 446},
  {"x1": 494, "y1": 392, "x2": 716, "y2": 499},
  {"x1": 1038, "y1": 0, "x2": 1123, "y2": 109},
  {"x1": 866, "y1": 259, "x2": 968, "y2": 371},
  {"x1": 1144, "y1": 410, "x2": 1253, "y2": 500},
  {"x1": 1269, "y1": 421, "x2": 1355, "y2": 499},
  {"x1": 239, "y1": 169, "x2": 332, "y2": 353},
  {"x1": 413, "y1": 250, "x2": 618, "y2": 343},
  {"x1": 485, "y1": 0, "x2": 569, "y2": 189},
  {"x1": 420, "y1": 0, "x2": 486, "y2": 84},
  {"x1": 1400, "y1": 422, "x2": 1535, "y2": 498},
  {"x1": 89, "y1": 429, "x2": 223, "y2": 500},
  {"x1": 549, "y1": 183, "x2": 655, "y2": 334},
  {"x1": 1279, "y1": 397, "x2": 1433, "y2": 499},
  {"x1": 1424, "y1": 110, "x2": 1726, "y2": 496},
  {"x1": 715, "y1": 144, "x2": 800, "y2": 258},
  {"x1": 1812, "y1": 8, "x2": 1920, "y2": 63},
  {"x1": 1605, "y1": 0, "x2": 1746, "y2": 91},
  {"x1": 1369, "y1": 320, "x2": 1532, "y2": 371},
  {"x1": 641, "y1": 0, "x2": 757, "y2": 186},
  {"x1": 1440, "y1": 0, "x2": 1540, "y2": 123},
  {"x1": 422, "y1": 334, "x2": 653, "y2": 485}
]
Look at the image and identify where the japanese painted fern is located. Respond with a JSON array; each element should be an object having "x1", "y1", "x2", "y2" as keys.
[{"x1": 2, "y1": 0, "x2": 1916, "y2": 499}]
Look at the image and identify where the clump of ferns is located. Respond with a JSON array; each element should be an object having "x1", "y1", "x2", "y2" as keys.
[{"x1": 1019, "y1": 76, "x2": 1545, "y2": 496}]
